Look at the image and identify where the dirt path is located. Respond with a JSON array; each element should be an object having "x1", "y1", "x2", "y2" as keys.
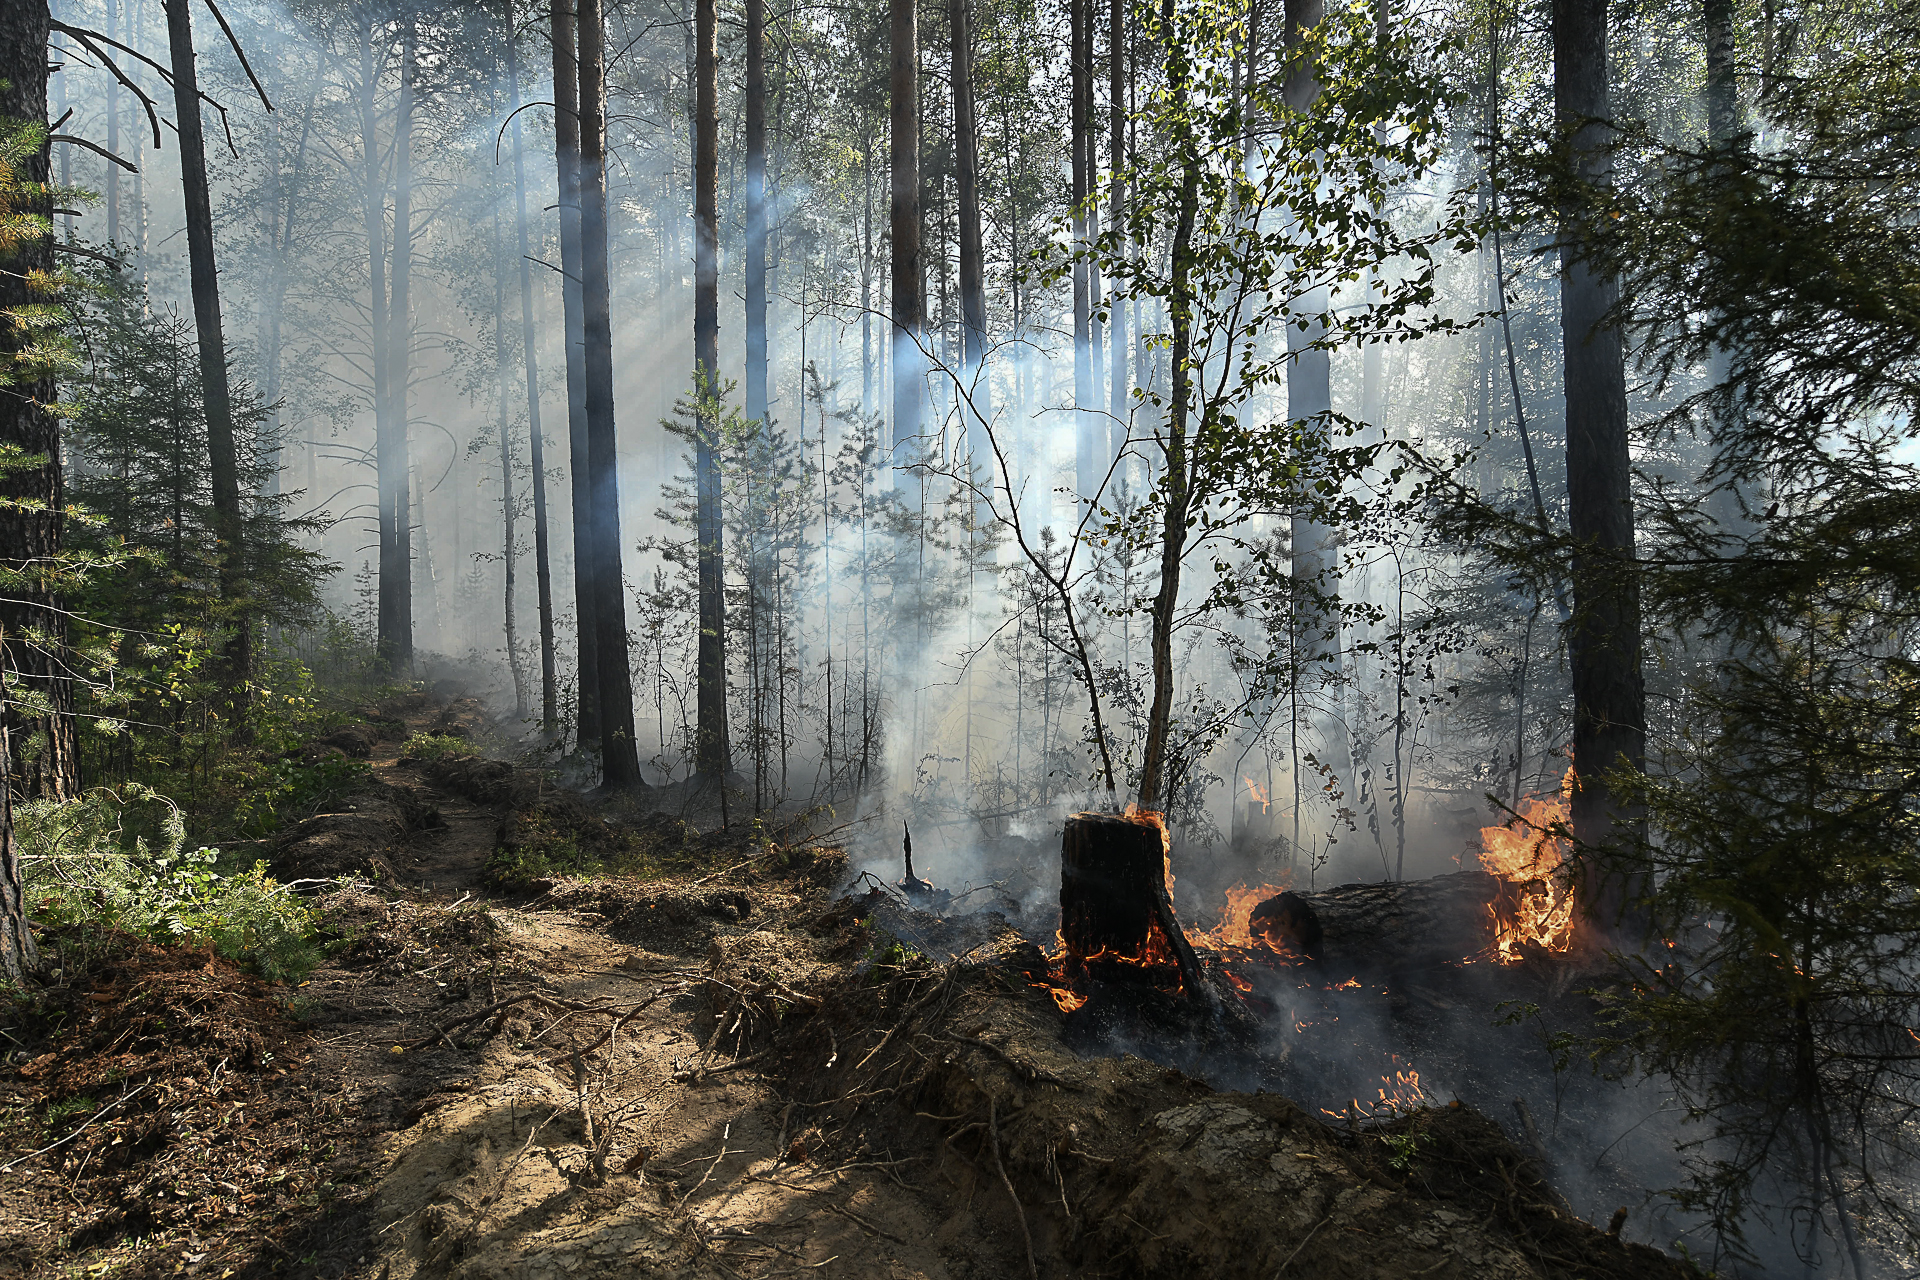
[{"x1": 366, "y1": 744, "x2": 495, "y2": 903}]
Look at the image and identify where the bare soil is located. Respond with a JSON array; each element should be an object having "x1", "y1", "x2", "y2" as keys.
[{"x1": 0, "y1": 701, "x2": 1694, "y2": 1280}]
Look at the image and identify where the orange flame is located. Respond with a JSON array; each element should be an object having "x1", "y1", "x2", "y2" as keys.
[
  {"x1": 1320, "y1": 1055, "x2": 1427, "y2": 1122},
  {"x1": 1243, "y1": 777, "x2": 1270, "y2": 813},
  {"x1": 1121, "y1": 803, "x2": 1174, "y2": 893},
  {"x1": 1478, "y1": 765, "x2": 1578, "y2": 962},
  {"x1": 1189, "y1": 882, "x2": 1293, "y2": 951}
]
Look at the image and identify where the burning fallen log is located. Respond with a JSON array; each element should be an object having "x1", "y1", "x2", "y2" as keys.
[
  {"x1": 1059, "y1": 811, "x2": 1213, "y2": 1008},
  {"x1": 1248, "y1": 871, "x2": 1507, "y2": 968}
]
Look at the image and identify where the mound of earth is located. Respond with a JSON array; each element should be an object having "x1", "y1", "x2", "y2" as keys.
[{"x1": 269, "y1": 776, "x2": 438, "y2": 883}]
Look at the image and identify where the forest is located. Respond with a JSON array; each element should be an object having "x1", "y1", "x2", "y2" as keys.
[{"x1": 0, "y1": 0, "x2": 1917, "y2": 1273}]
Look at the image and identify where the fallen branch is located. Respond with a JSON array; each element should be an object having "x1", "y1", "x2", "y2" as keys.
[
  {"x1": 0, "y1": 1085, "x2": 148, "y2": 1173},
  {"x1": 406, "y1": 991, "x2": 630, "y2": 1048},
  {"x1": 539, "y1": 983, "x2": 689, "y2": 1066}
]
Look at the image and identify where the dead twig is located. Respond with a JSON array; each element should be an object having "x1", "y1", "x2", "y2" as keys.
[
  {"x1": 1273, "y1": 1211, "x2": 1334, "y2": 1276},
  {"x1": 678, "y1": 1123, "x2": 737, "y2": 1209},
  {"x1": 987, "y1": 1097, "x2": 1038, "y2": 1280},
  {"x1": 0, "y1": 1085, "x2": 148, "y2": 1173},
  {"x1": 826, "y1": 1202, "x2": 906, "y2": 1244}
]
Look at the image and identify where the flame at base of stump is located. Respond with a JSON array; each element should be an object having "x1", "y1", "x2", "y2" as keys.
[{"x1": 1053, "y1": 811, "x2": 1214, "y2": 1012}]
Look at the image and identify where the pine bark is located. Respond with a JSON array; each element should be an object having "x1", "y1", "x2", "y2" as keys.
[
  {"x1": 1553, "y1": 0, "x2": 1644, "y2": 889},
  {"x1": 0, "y1": 0, "x2": 66, "y2": 979},
  {"x1": 693, "y1": 0, "x2": 730, "y2": 781},
  {"x1": 506, "y1": 7, "x2": 558, "y2": 731},
  {"x1": 577, "y1": 0, "x2": 643, "y2": 787},
  {"x1": 163, "y1": 0, "x2": 249, "y2": 711},
  {"x1": 889, "y1": 0, "x2": 924, "y2": 473},
  {"x1": 551, "y1": 0, "x2": 599, "y2": 747}
]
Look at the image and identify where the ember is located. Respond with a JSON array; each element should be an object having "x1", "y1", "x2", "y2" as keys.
[{"x1": 1478, "y1": 765, "x2": 1579, "y2": 962}]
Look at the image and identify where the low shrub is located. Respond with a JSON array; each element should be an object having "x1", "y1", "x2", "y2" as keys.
[
  {"x1": 401, "y1": 732, "x2": 471, "y2": 762},
  {"x1": 20, "y1": 785, "x2": 320, "y2": 983}
]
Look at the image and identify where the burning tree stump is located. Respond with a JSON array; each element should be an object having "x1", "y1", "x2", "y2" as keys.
[{"x1": 1060, "y1": 812, "x2": 1213, "y2": 1008}]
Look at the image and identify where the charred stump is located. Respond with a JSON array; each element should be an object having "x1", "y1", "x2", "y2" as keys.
[{"x1": 1060, "y1": 812, "x2": 1213, "y2": 1012}]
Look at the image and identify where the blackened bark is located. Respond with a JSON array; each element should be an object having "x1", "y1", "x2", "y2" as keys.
[
  {"x1": 0, "y1": 3, "x2": 67, "y2": 984},
  {"x1": 1059, "y1": 813, "x2": 1210, "y2": 1006},
  {"x1": 163, "y1": 0, "x2": 249, "y2": 710},
  {"x1": 506, "y1": 7, "x2": 558, "y2": 732},
  {"x1": 889, "y1": 0, "x2": 924, "y2": 473},
  {"x1": 744, "y1": 0, "x2": 767, "y2": 431},
  {"x1": 1553, "y1": 0, "x2": 1645, "y2": 904},
  {"x1": 577, "y1": 0, "x2": 642, "y2": 787},
  {"x1": 551, "y1": 0, "x2": 599, "y2": 746},
  {"x1": 693, "y1": 0, "x2": 730, "y2": 781},
  {"x1": 378, "y1": 22, "x2": 416, "y2": 676}
]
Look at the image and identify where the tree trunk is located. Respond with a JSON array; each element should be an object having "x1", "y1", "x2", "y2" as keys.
[
  {"x1": 1284, "y1": 0, "x2": 1347, "y2": 813},
  {"x1": 1249, "y1": 872, "x2": 1502, "y2": 967},
  {"x1": 378, "y1": 21, "x2": 416, "y2": 677},
  {"x1": 1059, "y1": 813, "x2": 1210, "y2": 1002},
  {"x1": 693, "y1": 0, "x2": 730, "y2": 782},
  {"x1": 577, "y1": 0, "x2": 643, "y2": 787},
  {"x1": 1137, "y1": 0, "x2": 1198, "y2": 816},
  {"x1": 506, "y1": 5, "x2": 558, "y2": 732},
  {"x1": 551, "y1": 0, "x2": 599, "y2": 748},
  {"x1": 106, "y1": 0, "x2": 121, "y2": 246},
  {"x1": 0, "y1": 2, "x2": 66, "y2": 978},
  {"x1": 1553, "y1": 0, "x2": 1645, "y2": 913},
  {"x1": 357, "y1": 14, "x2": 391, "y2": 653},
  {"x1": 1070, "y1": 0, "x2": 1094, "y2": 501},
  {"x1": 1703, "y1": 0, "x2": 1736, "y2": 148},
  {"x1": 1107, "y1": 0, "x2": 1127, "y2": 464},
  {"x1": 889, "y1": 0, "x2": 924, "y2": 478},
  {"x1": 496, "y1": 204, "x2": 530, "y2": 721},
  {"x1": 163, "y1": 0, "x2": 249, "y2": 715},
  {"x1": 745, "y1": 0, "x2": 767, "y2": 431},
  {"x1": 951, "y1": 0, "x2": 988, "y2": 523}
]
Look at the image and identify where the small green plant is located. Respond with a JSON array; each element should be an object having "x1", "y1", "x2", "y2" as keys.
[
  {"x1": 21, "y1": 785, "x2": 320, "y2": 982},
  {"x1": 401, "y1": 732, "x2": 471, "y2": 762},
  {"x1": 1379, "y1": 1129, "x2": 1430, "y2": 1171},
  {"x1": 862, "y1": 928, "x2": 923, "y2": 975}
]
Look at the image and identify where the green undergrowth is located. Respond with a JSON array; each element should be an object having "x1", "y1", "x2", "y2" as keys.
[
  {"x1": 400, "y1": 731, "x2": 470, "y2": 762},
  {"x1": 484, "y1": 808, "x2": 784, "y2": 890},
  {"x1": 20, "y1": 784, "x2": 320, "y2": 984}
]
